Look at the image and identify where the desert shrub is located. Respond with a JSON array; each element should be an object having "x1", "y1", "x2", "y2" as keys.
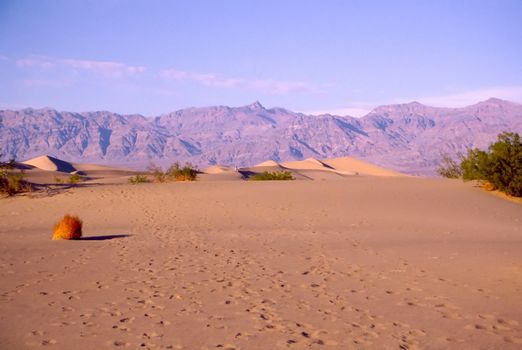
[
  {"x1": 0, "y1": 171, "x2": 31, "y2": 196},
  {"x1": 68, "y1": 173, "x2": 82, "y2": 184},
  {"x1": 437, "y1": 153, "x2": 463, "y2": 179},
  {"x1": 460, "y1": 148, "x2": 490, "y2": 181},
  {"x1": 128, "y1": 174, "x2": 150, "y2": 184},
  {"x1": 147, "y1": 162, "x2": 198, "y2": 182},
  {"x1": 52, "y1": 214, "x2": 83, "y2": 240},
  {"x1": 250, "y1": 171, "x2": 295, "y2": 181},
  {"x1": 459, "y1": 132, "x2": 522, "y2": 197},
  {"x1": 0, "y1": 157, "x2": 32, "y2": 197},
  {"x1": 166, "y1": 162, "x2": 198, "y2": 181},
  {"x1": 485, "y1": 132, "x2": 522, "y2": 197}
]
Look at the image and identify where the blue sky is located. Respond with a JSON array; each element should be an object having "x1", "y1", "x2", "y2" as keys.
[{"x1": 0, "y1": 0, "x2": 521, "y2": 116}]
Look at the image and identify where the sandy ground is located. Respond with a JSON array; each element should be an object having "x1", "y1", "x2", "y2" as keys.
[{"x1": 1, "y1": 177, "x2": 521, "y2": 349}]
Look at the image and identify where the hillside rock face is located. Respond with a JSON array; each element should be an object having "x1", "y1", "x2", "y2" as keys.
[{"x1": 1, "y1": 98, "x2": 521, "y2": 175}]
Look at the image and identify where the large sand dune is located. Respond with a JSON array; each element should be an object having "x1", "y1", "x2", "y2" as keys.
[
  {"x1": 1, "y1": 177, "x2": 521, "y2": 349},
  {"x1": 22, "y1": 155, "x2": 77, "y2": 173}
]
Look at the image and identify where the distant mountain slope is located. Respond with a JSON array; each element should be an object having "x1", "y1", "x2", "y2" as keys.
[{"x1": 1, "y1": 98, "x2": 521, "y2": 175}]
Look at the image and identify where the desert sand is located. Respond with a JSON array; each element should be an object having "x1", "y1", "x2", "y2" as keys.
[{"x1": 1, "y1": 158, "x2": 521, "y2": 349}]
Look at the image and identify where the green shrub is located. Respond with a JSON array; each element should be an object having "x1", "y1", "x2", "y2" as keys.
[
  {"x1": 68, "y1": 173, "x2": 82, "y2": 184},
  {"x1": 482, "y1": 132, "x2": 522, "y2": 197},
  {"x1": 147, "y1": 162, "x2": 198, "y2": 182},
  {"x1": 0, "y1": 170, "x2": 31, "y2": 196},
  {"x1": 461, "y1": 148, "x2": 490, "y2": 181},
  {"x1": 166, "y1": 162, "x2": 198, "y2": 181},
  {"x1": 0, "y1": 155, "x2": 32, "y2": 196},
  {"x1": 458, "y1": 132, "x2": 522, "y2": 197},
  {"x1": 0, "y1": 153, "x2": 28, "y2": 196},
  {"x1": 128, "y1": 174, "x2": 150, "y2": 184},
  {"x1": 249, "y1": 171, "x2": 295, "y2": 181}
]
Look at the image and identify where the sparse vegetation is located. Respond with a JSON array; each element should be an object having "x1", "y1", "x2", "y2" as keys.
[
  {"x1": 436, "y1": 153, "x2": 463, "y2": 179},
  {"x1": 249, "y1": 171, "x2": 295, "y2": 181},
  {"x1": 128, "y1": 174, "x2": 150, "y2": 184},
  {"x1": 438, "y1": 132, "x2": 522, "y2": 197},
  {"x1": 0, "y1": 155, "x2": 32, "y2": 196},
  {"x1": 0, "y1": 171, "x2": 31, "y2": 196},
  {"x1": 166, "y1": 162, "x2": 198, "y2": 181},
  {"x1": 147, "y1": 163, "x2": 168, "y2": 183},
  {"x1": 52, "y1": 214, "x2": 83, "y2": 240},
  {"x1": 147, "y1": 162, "x2": 198, "y2": 182}
]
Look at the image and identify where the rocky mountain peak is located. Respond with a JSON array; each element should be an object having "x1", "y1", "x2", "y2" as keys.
[{"x1": 245, "y1": 101, "x2": 264, "y2": 110}]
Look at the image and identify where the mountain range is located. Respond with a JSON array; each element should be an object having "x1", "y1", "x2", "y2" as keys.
[{"x1": 1, "y1": 98, "x2": 521, "y2": 175}]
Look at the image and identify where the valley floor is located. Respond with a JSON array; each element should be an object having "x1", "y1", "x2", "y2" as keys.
[{"x1": 0, "y1": 178, "x2": 521, "y2": 349}]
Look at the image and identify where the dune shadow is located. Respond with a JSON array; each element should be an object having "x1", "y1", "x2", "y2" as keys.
[
  {"x1": 238, "y1": 170, "x2": 256, "y2": 179},
  {"x1": 80, "y1": 234, "x2": 132, "y2": 241}
]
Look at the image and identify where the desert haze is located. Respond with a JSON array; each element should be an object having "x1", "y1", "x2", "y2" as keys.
[{"x1": 0, "y1": 156, "x2": 521, "y2": 349}]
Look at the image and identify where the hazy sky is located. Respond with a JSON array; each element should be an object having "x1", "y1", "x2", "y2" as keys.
[{"x1": 0, "y1": 0, "x2": 521, "y2": 116}]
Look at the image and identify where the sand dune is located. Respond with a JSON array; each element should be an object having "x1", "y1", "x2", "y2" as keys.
[
  {"x1": 22, "y1": 155, "x2": 77, "y2": 173},
  {"x1": 219, "y1": 156, "x2": 406, "y2": 181},
  {"x1": 248, "y1": 160, "x2": 290, "y2": 173},
  {"x1": 199, "y1": 165, "x2": 245, "y2": 181},
  {"x1": 244, "y1": 161, "x2": 315, "y2": 180},
  {"x1": 204, "y1": 165, "x2": 234, "y2": 174},
  {"x1": 322, "y1": 156, "x2": 406, "y2": 176},
  {"x1": 281, "y1": 157, "x2": 354, "y2": 179},
  {"x1": 0, "y1": 178, "x2": 521, "y2": 349},
  {"x1": 282, "y1": 156, "x2": 406, "y2": 177},
  {"x1": 254, "y1": 160, "x2": 285, "y2": 168},
  {"x1": 282, "y1": 157, "x2": 333, "y2": 171},
  {"x1": 251, "y1": 158, "x2": 343, "y2": 181}
]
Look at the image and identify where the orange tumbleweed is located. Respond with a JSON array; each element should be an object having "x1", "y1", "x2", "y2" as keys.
[{"x1": 52, "y1": 214, "x2": 83, "y2": 240}]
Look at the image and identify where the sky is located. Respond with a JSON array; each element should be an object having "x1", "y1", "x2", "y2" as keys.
[{"x1": 0, "y1": 0, "x2": 521, "y2": 117}]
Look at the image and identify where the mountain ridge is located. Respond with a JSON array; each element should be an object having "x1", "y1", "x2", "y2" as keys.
[{"x1": 1, "y1": 98, "x2": 521, "y2": 175}]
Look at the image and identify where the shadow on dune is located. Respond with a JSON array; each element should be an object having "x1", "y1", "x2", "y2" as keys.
[
  {"x1": 80, "y1": 234, "x2": 132, "y2": 241},
  {"x1": 237, "y1": 170, "x2": 255, "y2": 179}
]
